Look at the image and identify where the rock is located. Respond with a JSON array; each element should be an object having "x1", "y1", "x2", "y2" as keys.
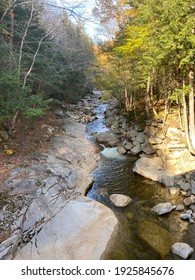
[
  {"x1": 152, "y1": 202, "x2": 175, "y2": 215},
  {"x1": 177, "y1": 180, "x2": 191, "y2": 191},
  {"x1": 109, "y1": 194, "x2": 132, "y2": 207},
  {"x1": 148, "y1": 137, "x2": 163, "y2": 144},
  {"x1": 141, "y1": 142, "x2": 155, "y2": 155},
  {"x1": 175, "y1": 204, "x2": 185, "y2": 211},
  {"x1": 133, "y1": 157, "x2": 164, "y2": 182},
  {"x1": 183, "y1": 196, "x2": 195, "y2": 206},
  {"x1": 180, "y1": 213, "x2": 191, "y2": 220},
  {"x1": 127, "y1": 129, "x2": 138, "y2": 139},
  {"x1": 131, "y1": 144, "x2": 142, "y2": 155},
  {"x1": 135, "y1": 132, "x2": 147, "y2": 144},
  {"x1": 138, "y1": 220, "x2": 172, "y2": 257},
  {"x1": 54, "y1": 109, "x2": 66, "y2": 118},
  {"x1": 14, "y1": 197, "x2": 117, "y2": 260},
  {"x1": 116, "y1": 146, "x2": 127, "y2": 155},
  {"x1": 169, "y1": 187, "x2": 179, "y2": 196},
  {"x1": 190, "y1": 205, "x2": 195, "y2": 212},
  {"x1": 95, "y1": 131, "x2": 120, "y2": 147},
  {"x1": 124, "y1": 143, "x2": 133, "y2": 151},
  {"x1": 171, "y1": 242, "x2": 194, "y2": 259}
]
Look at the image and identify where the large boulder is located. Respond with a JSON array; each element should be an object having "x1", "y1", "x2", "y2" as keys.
[
  {"x1": 95, "y1": 131, "x2": 120, "y2": 147},
  {"x1": 14, "y1": 197, "x2": 117, "y2": 260},
  {"x1": 133, "y1": 156, "x2": 175, "y2": 187},
  {"x1": 133, "y1": 157, "x2": 165, "y2": 182}
]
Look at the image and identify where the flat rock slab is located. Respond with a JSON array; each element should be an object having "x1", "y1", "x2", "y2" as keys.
[
  {"x1": 14, "y1": 197, "x2": 117, "y2": 260},
  {"x1": 171, "y1": 242, "x2": 194, "y2": 259}
]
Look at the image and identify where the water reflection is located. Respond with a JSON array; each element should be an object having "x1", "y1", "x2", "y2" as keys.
[{"x1": 86, "y1": 101, "x2": 194, "y2": 260}]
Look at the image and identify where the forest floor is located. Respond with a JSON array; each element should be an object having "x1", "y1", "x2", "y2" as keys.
[{"x1": 0, "y1": 110, "x2": 61, "y2": 190}]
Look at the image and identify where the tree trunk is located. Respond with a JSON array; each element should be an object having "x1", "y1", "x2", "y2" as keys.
[
  {"x1": 124, "y1": 86, "x2": 130, "y2": 111},
  {"x1": 22, "y1": 32, "x2": 51, "y2": 88},
  {"x1": 18, "y1": 0, "x2": 35, "y2": 80},
  {"x1": 145, "y1": 75, "x2": 151, "y2": 117},
  {"x1": 188, "y1": 69, "x2": 195, "y2": 149},
  {"x1": 9, "y1": 6, "x2": 14, "y2": 71},
  {"x1": 182, "y1": 83, "x2": 195, "y2": 155}
]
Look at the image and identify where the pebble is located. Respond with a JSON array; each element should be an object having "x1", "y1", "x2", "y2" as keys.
[{"x1": 169, "y1": 187, "x2": 178, "y2": 196}]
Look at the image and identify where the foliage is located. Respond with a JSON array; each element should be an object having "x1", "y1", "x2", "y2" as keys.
[
  {"x1": 94, "y1": 0, "x2": 195, "y2": 115},
  {"x1": 0, "y1": 0, "x2": 95, "y2": 128}
]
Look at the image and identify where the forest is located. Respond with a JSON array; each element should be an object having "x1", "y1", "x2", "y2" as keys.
[
  {"x1": 1, "y1": 0, "x2": 195, "y2": 153},
  {"x1": 94, "y1": 0, "x2": 195, "y2": 154},
  {"x1": 0, "y1": 0, "x2": 95, "y2": 132}
]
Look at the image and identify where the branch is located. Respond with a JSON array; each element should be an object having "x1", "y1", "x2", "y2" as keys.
[
  {"x1": 22, "y1": 31, "x2": 52, "y2": 88},
  {"x1": 18, "y1": 0, "x2": 35, "y2": 80},
  {"x1": 0, "y1": 0, "x2": 33, "y2": 23}
]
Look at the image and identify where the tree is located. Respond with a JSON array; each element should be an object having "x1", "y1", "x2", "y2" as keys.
[{"x1": 0, "y1": 0, "x2": 96, "y2": 131}]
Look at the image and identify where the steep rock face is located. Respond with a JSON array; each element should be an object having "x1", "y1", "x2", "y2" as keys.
[{"x1": 14, "y1": 197, "x2": 117, "y2": 260}]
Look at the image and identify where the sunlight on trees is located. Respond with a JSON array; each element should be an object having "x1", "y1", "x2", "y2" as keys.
[{"x1": 93, "y1": 0, "x2": 195, "y2": 154}]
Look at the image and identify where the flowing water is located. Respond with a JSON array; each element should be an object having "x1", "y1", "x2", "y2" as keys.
[{"x1": 86, "y1": 100, "x2": 195, "y2": 260}]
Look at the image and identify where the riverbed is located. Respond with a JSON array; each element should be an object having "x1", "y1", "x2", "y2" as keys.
[{"x1": 86, "y1": 99, "x2": 195, "y2": 260}]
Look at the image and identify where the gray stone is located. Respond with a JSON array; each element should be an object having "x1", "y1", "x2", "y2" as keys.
[
  {"x1": 190, "y1": 205, "x2": 195, "y2": 212},
  {"x1": 127, "y1": 130, "x2": 138, "y2": 139},
  {"x1": 45, "y1": 164, "x2": 71, "y2": 179},
  {"x1": 183, "y1": 196, "x2": 195, "y2": 206},
  {"x1": 109, "y1": 194, "x2": 132, "y2": 207},
  {"x1": 133, "y1": 157, "x2": 165, "y2": 182},
  {"x1": 152, "y1": 202, "x2": 175, "y2": 215},
  {"x1": 95, "y1": 131, "x2": 120, "y2": 147},
  {"x1": 177, "y1": 180, "x2": 191, "y2": 191},
  {"x1": 171, "y1": 242, "x2": 194, "y2": 259},
  {"x1": 191, "y1": 180, "x2": 195, "y2": 195},
  {"x1": 131, "y1": 144, "x2": 142, "y2": 155},
  {"x1": 141, "y1": 142, "x2": 155, "y2": 155},
  {"x1": 136, "y1": 132, "x2": 147, "y2": 144},
  {"x1": 124, "y1": 143, "x2": 133, "y2": 151},
  {"x1": 14, "y1": 197, "x2": 117, "y2": 260},
  {"x1": 116, "y1": 146, "x2": 127, "y2": 155},
  {"x1": 176, "y1": 204, "x2": 185, "y2": 211},
  {"x1": 180, "y1": 213, "x2": 191, "y2": 220}
]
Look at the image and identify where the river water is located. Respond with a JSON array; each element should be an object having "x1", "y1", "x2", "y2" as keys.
[{"x1": 86, "y1": 100, "x2": 195, "y2": 260}]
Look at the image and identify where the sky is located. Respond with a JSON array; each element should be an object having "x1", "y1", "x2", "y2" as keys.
[{"x1": 53, "y1": 0, "x2": 105, "y2": 41}]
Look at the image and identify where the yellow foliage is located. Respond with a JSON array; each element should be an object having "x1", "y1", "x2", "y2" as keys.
[{"x1": 4, "y1": 149, "x2": 14, "y2": 155}]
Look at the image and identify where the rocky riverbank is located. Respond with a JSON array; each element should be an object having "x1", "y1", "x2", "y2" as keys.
[
  {"x1": 0, "y1": 92, "x2": 117, "y2": 260},
  {"x1": 94, "y1": 97, "x2": 195, "y2": 258}
]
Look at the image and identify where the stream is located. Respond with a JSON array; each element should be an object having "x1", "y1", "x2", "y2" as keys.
[{"x1": 86, "y1": 99, "x2": 195, "y2": 260}]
